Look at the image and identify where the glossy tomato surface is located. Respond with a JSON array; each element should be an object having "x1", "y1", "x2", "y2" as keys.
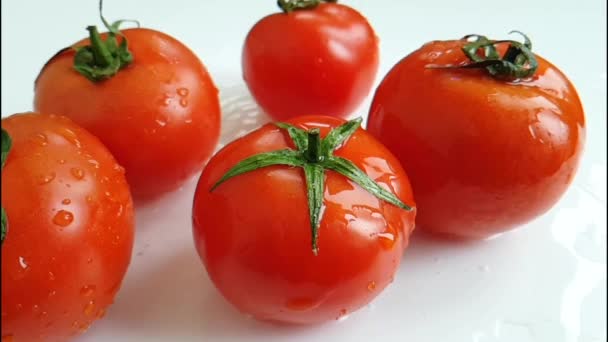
[
  {"x1": 192, "y1": 116, "x2": 415, "y2": 324},
  {"x1": 34, "y1": 28, "x2": 221, "y2": 200},
  {"x1": 242, "y1": 3, "x2": 379, "y2": 120},
  {"x1": 1, "y1": 113, "x2": 135, "y2": 341},
  {"x1": 367, "y1": 39, "x2": 586, "y2": 239}
]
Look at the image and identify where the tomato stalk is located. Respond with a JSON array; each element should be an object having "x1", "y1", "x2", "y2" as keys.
[
  {"x1": 277, "y1": 0, "x2": 338, "y2": 13},
  {"x1": 429, "y1": 31, "x2": 539, "y2": 80},
  {"x1": 211, "y1": 118, "x2": 412, "y2": 255},
  {"x1": 1, "y1": 128, "x2": 12, "y2": 244},
  {"x1": 73, "y1": 0, "x2": 138, "y2": 82}
]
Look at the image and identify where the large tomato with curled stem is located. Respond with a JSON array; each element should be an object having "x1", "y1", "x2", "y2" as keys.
[
  {"x1": 1, "y1": 113, "x2": 134, "y2": 341},
  {"x1": 33, "y1": 3, "x2": 220, "y2": 200},
  {"x1": 242, "y1": 0, "x2": 379, "y2": 120},
  {"x1": 192, "y1": 115, "x2": 416, "y2": 324},
  {"x1": 367, "y1": 32, "x2": 586, "y2": 239}
]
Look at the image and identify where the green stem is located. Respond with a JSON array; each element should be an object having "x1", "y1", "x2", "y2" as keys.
[
  {"x1": 277, "y1": 0, "x2": 337, "y2": 13},
  {"x1": 1, "y1": 128, "x2": 12, "y2": 245},
  {"x1": 72, "y1": 0, "x2": 135, "y2": 82},
  {"x1": 428, "y1": 31, "x2": 538, "y2": 80},
  {"x1": 305, "y1": 129, "x2": 322, "y2": 163},
  {"x1": 86, "y1": 25, "x2": 113, "y2": 67},
  {"x1": 211, "y1": 118, "x2": 412, "y2": 255}
]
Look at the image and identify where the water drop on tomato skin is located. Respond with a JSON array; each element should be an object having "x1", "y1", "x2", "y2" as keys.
[
  {"x1": 177, "y1": 87, "x2": 189, "y2": 96},
  {"x1": 37, "y1": 172, "x2": 56, "y2": 185},
  {"x1": 83, "y1": 301, "x2": 95, "y2": 316},
  {"x1": 80, "y1": 285, "x2": 96, "y2": 297},
  {"x1": 367, "y1": 281, "x2": 377, "y2": 291},
  {"x1": 70, "y1": 167, "x2": 85, "y2": 180},
  {"x1": 52, "y1": 210, "x2": 74, "y2": 227}
]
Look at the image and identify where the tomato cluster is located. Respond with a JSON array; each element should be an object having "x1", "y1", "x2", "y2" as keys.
[{"x1": 1, "y1": 0, "x2": 585, "y2": 340}]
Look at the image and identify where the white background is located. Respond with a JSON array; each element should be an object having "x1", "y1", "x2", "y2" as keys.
[{"x1": 1, "y1": 1, "x2": 606, "y2": 341}]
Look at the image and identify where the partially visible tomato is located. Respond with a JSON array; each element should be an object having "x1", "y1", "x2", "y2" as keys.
[
  {"x1": 367, "y1": 33, "x2": 585, "y2": 239},
  {"x1": 34, "y1": 12, "x2": 221, "y2": 200},
  {"x1": 1, "y1": 113, "x2": 134, "y2": 341},
  {"x1": 192, "y1": 115, "x2": 415, "y2": 324},
  {"x1": 242, "y1": 0, "x2": 379, "y2": 121}
]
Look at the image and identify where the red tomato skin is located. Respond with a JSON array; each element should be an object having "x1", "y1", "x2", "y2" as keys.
[
  {"x1": 192, "y1": 116, "x2": 415, "y2": 324},
  {"x1": 242, "y1": 3, "x2": 379, "y2": 121},
  {"x1": 367, "y1": 40, "x2": 586, "y2": 239},
  {"x1": 34, "y1": 28, "x2": 221, "y2": 200},
  {"x1": 1, "y1": 113, "x2": 135, "y2": 341}
]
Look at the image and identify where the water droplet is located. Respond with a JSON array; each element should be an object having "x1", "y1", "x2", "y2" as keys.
[
  {"x1": 32, "y1": 304, "x2": 40, "y2": 313},
  {"x1": 155, "y1": 116, "x2": 167, "y2": 127},
  {"x1": 37, "y1": 311, "x2": 48, "y2": 319},
  {"x1": 86, "y1": 196, "x2": 94, "y2": 203},
  {"x1": 87, "y1": 258, "x2": 93, "y2": 264},
  {"x1": 61, "y1": 198, "x2": 71, "y2": 205},
  {"x1": 2, "y1": 334, "x2": 14, "y2": 342},
  {"x1": 48, "y1": 271, "x2": 56, "y2": 280},
  {"x1": 15, "y1": 304, "x2": 23, "y2": 311},
  {"x1": 96, "y1": 308, "x2": 106, "y2": 319},
  {"x1": 179, "y1": 98, "x2": 188, "y2": 107},
  {"x1": 377, "y1": 232, "x2": 396, "y2": 249},
  {"x1": 367, "y1": 281, "x2": 377, "y2": 291},
  {"x1": 37, "y1": 172, "x2": 56, "y2": 184},
  {"x1": 84, "y1": 301, "x2": 95, "y2": 316},
  {"x1": 80, "y1": 285, "x2": 96, "y2": 297},
  {"x1": 70, "y1": 168, "x2": 84, "y2": 180},
  {"x1": 18, "y1": 256, "x2": 28, "y2": 269},
  {"x1": 58, "y1": 159, "x2": 66, "y2": 164},
  {"x1": 104, "y1": 191, "x2": 112, "y2": 198},
  {"x1": 184, "y1": 118, "x2": 193, "y2": 124},
  {"x1": 53, "y1": 210, "x2": 74, "y2": 227},
  {"x1": 60, "y1": 128, "x2": 82, "y2": 148},
  {"x1": 177, "y1": 87, "x2": 189, "y2": 96},
  {"x1": 78, "y1": 322, "x2": 91, "y2": 333},
  {"x1": 88, "y1": 159, "x2": 100, "y2": 169},
  {"x1": 48, "y1": 290, "x2": 57, "y2": 297},
  {"x1": 113, "y1": 164, "x2": 125, "y2": 173},
  {"x1": 34, "y1": 133, "x2": 48, "y2": 146},
  {"x1": 71, "y1": 321, "x2": 79, "y2": 329},
  {"x1": 336, "y1": 309, "x2": 349, "y2": 321}
]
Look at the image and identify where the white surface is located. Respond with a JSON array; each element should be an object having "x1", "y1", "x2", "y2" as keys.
[{"x1": 1, "y1": 1, "x2": 606, "y2": 341}]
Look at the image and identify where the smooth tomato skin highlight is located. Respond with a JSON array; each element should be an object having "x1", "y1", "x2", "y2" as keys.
[
  {"x1": 192, "y1": 116, "x2": 415, "y2": 324},
  {"x1": 1, "y1": 113, "x2": 134, "y2": 341},
  {"x1": 34, "y1": 28, "x2": 221, "y2": 200},
  {"x1": 367, "y1": 39, "x2": 585, "y2": 239},
  {"x1": 242, "y1": 3, "x2": 379, "y2": 121}
]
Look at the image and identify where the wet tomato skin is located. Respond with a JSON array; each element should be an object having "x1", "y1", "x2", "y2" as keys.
[
  {"x1": 1, "y1": 113, "x2": 134, "y2": 341},
  {"x1": 34, "y1": 28, "x2": 221, "y2": 200},
  {"x1": 192, "y1": 115, "x2": 416, "y2": 324},
  {"x1": 367, "y1": 39, "x2": 585, "y2": 239}
]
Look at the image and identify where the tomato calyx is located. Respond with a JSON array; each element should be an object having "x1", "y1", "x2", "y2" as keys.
[
  {"x1": 277, "y1": 0, "x2": 338, "y2": 13},
  {"x1": 211, "y1": 117, "x2": 412, "y2": 255},
  {"x1": 1, "y1": 128, "x2": 12, "y2": 244},
  {"x1": 430, "y1": 31, "x2": 538, "y2": 80},
  {"x1": 73, "y1": 0, "x2": 139, "y2": 82}
]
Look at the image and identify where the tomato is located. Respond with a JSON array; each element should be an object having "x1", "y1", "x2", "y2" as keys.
[
  {"x1": 34, "y1": 16, "x2": 221, "y2": 200},
  {"x1": 1, "y1": 113, "x2": 134, "y2": 341},
  {"x1": 367, "y1": 33, "x2": 586, "y2": 239},
  {"x1": 192, "y1": 115, "x2": 415, "y2": 324},
  {"x1": 242, "y1": 1, "x2": 379, "y2": 121}
]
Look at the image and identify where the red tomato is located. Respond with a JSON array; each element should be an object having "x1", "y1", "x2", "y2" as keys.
[
  {"x1": 34, "y1": 24, "x2": 221, "y2": 200},
  {"x1": 242, "y1": 1, "x2": 379, "y2": 121},
  {"x1": 192, "y1": 115, "x2": 415, "y2": 324},
  {"x1": 367, "y1": 34, "x2": 586, "y2": 239},
  {"x1": 1, "y1": 113, "x2": 134, "y2": 341}
]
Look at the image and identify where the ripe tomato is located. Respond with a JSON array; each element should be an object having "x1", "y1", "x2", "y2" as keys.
[
  {"x1": 34, "y1": 18, "x2": 221, "y2": 200},
  {"x1": 1, "y1": 113, "x2": 134, "y2": 341},
  {"x1": 242, "y1": 1, "x2": 379, "y2": 121},
  {"x1": 367, "y1": 33, "x2": 586, "y2": 239},
  {"x1": 192, "y1": 115, "x2": 415, "y2": 324}
]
